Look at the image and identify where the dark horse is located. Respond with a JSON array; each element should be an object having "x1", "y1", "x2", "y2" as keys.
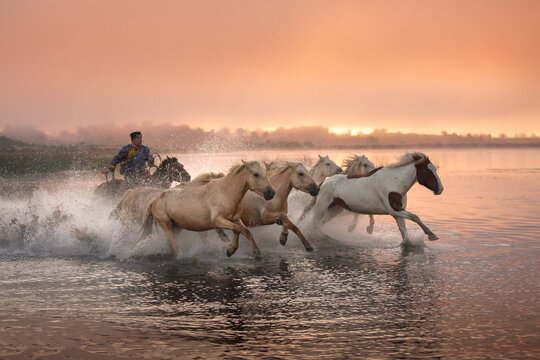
[{"x1": 93, "y1": 157, "x2": 191, "y2": 200}]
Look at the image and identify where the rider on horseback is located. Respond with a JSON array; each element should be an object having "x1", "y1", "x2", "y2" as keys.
[{"x1": 106, "y1": 131, "x2": 153, "y2": 187}]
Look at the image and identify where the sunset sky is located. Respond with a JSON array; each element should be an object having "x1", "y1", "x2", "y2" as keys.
[{"x1": 1, "y1": 0, "x2": 539, "y2": 137}]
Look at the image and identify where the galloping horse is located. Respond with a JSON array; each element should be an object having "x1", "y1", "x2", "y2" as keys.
[
  {"x1": 146, "y1": 157, "x2": 191, "y2": 188},
  {"x1": 140, "y1": 161, "x2": 275, "y2": 260},
  {"x1": 293, "y1": 155, "x2": 341, "y2": 219},
  {"x1": 298, "y1": 154, "x2": 375, "y2": 225},
  {"x1": 310, "y1": 154, "x2": 343, "y2": 184},
  {"x1": 111, "y1": 171, "x2": 225, "y2": 223},
  {"x1": 309, "y1": 152, "x2": 444, "y2": 247},
  {"x1": 341, "y1": 155, "x2": 376, "y2": 234},
  {"x1": 94, "y1": 157, "x2": 191, "y2": 199},
  {"x1": 222, "y1": 161, "x2": 319, "y2": 251}
]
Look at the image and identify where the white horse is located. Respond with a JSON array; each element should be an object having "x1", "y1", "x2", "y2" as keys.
[
  {"x1": 309, "y1": 152, "x2": 444, "y2": 247},
  {"x1": 341, "y1": 155, "x2": 377, "y2": 234},
  {"x1": 298, "y1": 154, "x2": 376, "y2": 228},
  {"x1": 310, "y1": 154, "x2": 343, "y2": 184}
]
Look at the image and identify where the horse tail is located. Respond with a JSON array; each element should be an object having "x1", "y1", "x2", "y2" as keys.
[{"x1": 139, "y1": 198, "x2": 157, "y2": 240}]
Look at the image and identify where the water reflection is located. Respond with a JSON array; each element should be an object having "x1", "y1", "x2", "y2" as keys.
[
  {"x1": 85, "y1": 241, "x2": 446, "y2": 358},
  {"x1": 1, "y1": 148, "x2": 539, "y2": 358}
]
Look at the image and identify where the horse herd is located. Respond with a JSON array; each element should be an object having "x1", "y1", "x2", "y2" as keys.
[{"x1": 95, "y1": 152, "x2": 444, "y2": 260}]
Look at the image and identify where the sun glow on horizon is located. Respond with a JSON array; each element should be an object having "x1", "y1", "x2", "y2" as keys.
[{"x1": 328, "y1": 127, "x2": 374, "y2": 136}]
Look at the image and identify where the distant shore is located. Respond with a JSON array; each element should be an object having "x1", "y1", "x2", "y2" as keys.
[{"x1": 1, "y1": 141, "x2": 539, "y2": 177}]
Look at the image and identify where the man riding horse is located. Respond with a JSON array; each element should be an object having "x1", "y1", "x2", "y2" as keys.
[{"x1": 105, "y1": 131, "x2": 153, "y2": 188}]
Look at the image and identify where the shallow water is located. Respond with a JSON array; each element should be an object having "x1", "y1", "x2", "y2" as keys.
[{"x1": 0, "y1": 148, "x2": 539, "y2": 359}]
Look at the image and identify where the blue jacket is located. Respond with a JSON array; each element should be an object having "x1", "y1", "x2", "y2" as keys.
[{"x1": 109, "y1": 144, "x2": 152, "y2": 176}]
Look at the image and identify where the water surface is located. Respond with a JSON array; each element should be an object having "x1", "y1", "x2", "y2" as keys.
[{"x1": 0, "y1": 148, "x2": 539, "y2": 359}]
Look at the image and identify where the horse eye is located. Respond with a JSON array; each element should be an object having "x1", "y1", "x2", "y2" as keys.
[
  {"x1": 253, "y1": 172, "x2": 259, "y2": 177},
  {"x1": 325, "y1": 163, "x2": 330, "y2": 166},
  {"x1": 298, "y1": 172, "x2": 304, "y2": 176},
  {"x1": 363, "y1": 164, "x2": 368, "y2": 167}
]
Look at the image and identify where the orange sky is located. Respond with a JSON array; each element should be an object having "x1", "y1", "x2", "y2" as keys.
[{"x1": 1, "y1": 0, "x2": 539, "y2": 136}]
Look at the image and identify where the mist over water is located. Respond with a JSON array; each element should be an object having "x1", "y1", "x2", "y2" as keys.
[{"x1": 0, "y1": 148, "x2": 539, "y2": 359}]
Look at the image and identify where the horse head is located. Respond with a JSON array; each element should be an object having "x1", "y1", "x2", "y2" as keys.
[
  {"x1": 285, "y1": 162, "x2": 320, "y2": 196},
  {"x1": 413, "y1": 154, "x2": 444, "y2": 195},
  {"x1": 342, "y1": 154, "x2": 375, "y2": 176},
  {"x1": 159, "y1": 157, "x2": 191, "y2": 183},
  {"x1": 310, "y1": 155, "x2": 342, "y2": 182},
  {"x1": 293, "y1": 163, "x2": 319, "y2": 196},
  {"x1": 238, "y1": 160, "x2": 275, "y2": 200}
]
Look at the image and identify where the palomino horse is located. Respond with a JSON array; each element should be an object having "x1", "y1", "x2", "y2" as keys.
[
  {"x1": 309, "y1": 152, "x2": 444, "y2": 247},
  {"x1": 140, "y1": 161, "x2": 276, "y2": 260},
  {"x1": 219, "y1": 161, "x2": 319, "y2": 251},
  {"x1": 294, "y1": 155, "x2": 342, "y2": 219},
  {"x1": 111, "y1": 171, "x2": 225, "y2": 223},
  {"x1": 94, "y1": 157, "x2": 191, "y2": 199}
]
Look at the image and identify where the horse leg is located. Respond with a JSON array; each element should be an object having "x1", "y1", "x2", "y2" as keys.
[
  {"x1": 226, "y1": 232, "x2": 240, "y2": 257},
  {"x1": 283, "y1": 216, "x2": 313, "y2": 251},
  {"x1": 234, "y1": 220, "x2": 263, "y2": 260},
  {"x1": 398, "y1": 210, "x2": 438, "y2": 240},
  {"x1": 216, "y1": 229, "x2": 230, "y2": 242},
  {"x1": 214, "y1": 217, "x2": 262, "y2": 260},
  {"x1": 156, "y1": 219, "x2": 179, "y2": 256},
  {"x1": 276, "y1": 216, "x2": 290, "y2": 246},
  {"x1": 393, "y1": 215, "x2": 410, "y2": 246},
  {"x1": 279, "y1": 220, "x2": 289, "y2": 246},
  {"x1": 309, "y1": 197, "x2": 331, "y2": 235},
  {"x1": 348, "y1": 213, "x2": 359, "y2": 232},
  {"x1": 298, "y1": 197, "x2": 316, "y2": 222},
  {"x1": 367, "y1": 214, "x2": 375, "y2": 234}
]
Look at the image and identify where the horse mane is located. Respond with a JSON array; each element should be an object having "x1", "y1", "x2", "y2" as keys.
[
  {"x1": 191, "y1": 172, "x2": 224, "y2": 183},
  {"x1": 265, "y1": 161, "x2": 299, "y2": 177},
  {"x1": 387, "y1": 152, "x2": 426, "y2": 168},
  {"x1": 342, "y1": 155, "x2": 375, "y2": 175},
  {"x1": 160, "y1": 157, "x2": 179, "y2": 167},
  {"x1": 229, "y1": 160, "x2": 259, "y2": 174}
]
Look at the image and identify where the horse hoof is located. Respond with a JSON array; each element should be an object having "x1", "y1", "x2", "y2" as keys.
[
  {"x1": 279, "y1": 239, "x2": 287, "y2": 246},
  {"x1": 226, "y1": 249, "x2": 233, "y2": 257},
  {"x1": 367, "y1": 227, "x2": 373, "y2": 235},
  {"x1": 428, "y1": 234, "x2": 439, "y2": 241},
  {"x1": 254, "y1": 255, "x2": 263, "y2": 261},
  {"x1": 306, "y1": 246, "x2": 314, "y2": 252},
  {"x1": 347, "y1": 226, "x2": 355, "y2": 233}
]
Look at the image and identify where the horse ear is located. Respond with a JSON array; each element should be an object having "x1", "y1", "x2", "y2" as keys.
[
  {"x1": 412, "y1": 153, "x2": 423, "y2": 161},
  {"x1": 318, "y1": 154, "x2": 323, "y2": 160},
  {"x1": 237, "y1": 161, "x2": 247, "y2": 173},
  {"x1": 263, "y1": 161, "x2": 271, "y2": 170}
]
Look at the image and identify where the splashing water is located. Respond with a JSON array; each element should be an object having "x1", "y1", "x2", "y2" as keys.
[{"x1": 0, "y1": 148, "x2": 539, "y2": 359}]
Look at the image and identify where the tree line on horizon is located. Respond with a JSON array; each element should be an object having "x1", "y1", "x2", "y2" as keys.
[{"x1": 1, "y1": 125, "x2": 539, "y2": 153}]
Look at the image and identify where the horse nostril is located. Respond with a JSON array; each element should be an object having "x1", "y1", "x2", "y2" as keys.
[
  {"x1": 310, "y1": 185, "x2": 320, "y2": 196},
  {"x1": 263, "y1": 188, "x2": 275, "y2": 200},
  {"x1": 337, "y1": 168, "x2": 343, "y2": 173}
]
